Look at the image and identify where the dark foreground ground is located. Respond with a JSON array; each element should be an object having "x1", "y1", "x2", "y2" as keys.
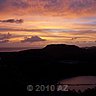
[{"x1": 0, "y1": 44, "x2": 96, "y2": 95}]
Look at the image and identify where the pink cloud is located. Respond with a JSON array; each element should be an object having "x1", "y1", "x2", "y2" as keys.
[{"x1": 0, "y1": 0, "x2": 96, "y2": 17}]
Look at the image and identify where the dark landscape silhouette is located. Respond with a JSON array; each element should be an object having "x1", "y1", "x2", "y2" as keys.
[{"x1": 0, "y1": 44, "x2": 96, "y2": 95}]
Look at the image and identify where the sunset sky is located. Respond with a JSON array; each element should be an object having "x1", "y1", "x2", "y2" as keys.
[{"x1": 0, "y1": 0, "x2": 96, "y2": 50}]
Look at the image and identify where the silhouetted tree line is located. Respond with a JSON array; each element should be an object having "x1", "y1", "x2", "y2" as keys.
[
  {"x1": 31, "y1": 87, "x2": 96, "y2": 96},
  {"x1": 53, "y1": 87, "x2": 96, "y2": 96}
]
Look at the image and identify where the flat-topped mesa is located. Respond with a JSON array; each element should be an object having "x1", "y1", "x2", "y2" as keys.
[{"x1": 43, "y1": 44, "x2": 80, "y2": 51}]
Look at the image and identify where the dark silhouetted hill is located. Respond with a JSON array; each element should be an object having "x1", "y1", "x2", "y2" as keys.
[{"x1": 0, "y1": 44, "x2": 96, "y2": 95}]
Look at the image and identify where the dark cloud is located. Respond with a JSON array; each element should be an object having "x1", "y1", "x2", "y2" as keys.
[
  {"x1": 0, "y1": 27, "x2": 44, "y2": 32},
  {"x1": 71, "y1": 30, "x2": 96, "y2": 35},
  {"x1": 0, "y1": 39, "x2": 9, "y2": 43},
  {"x1": 0, "y1": 28, "x2": 12, "y2": 31},
  {"x1": 0, "y1": 19, "x2": 23, "y2": 24},
  {"x1": 21, "y1": 36, "x2": 46, "y2": 43},
  {"x1": 0, "y1": 33, "x2": 12, "y2": 40}
]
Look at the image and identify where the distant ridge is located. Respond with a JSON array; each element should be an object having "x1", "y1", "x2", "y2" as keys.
[
  {"x1": 1, "y1": 44, "x2": 96, "y2": 52},
  {"x1": 45, "y1": 44, "x2": 79, "y2": 47},
  {"x1": 20, "y1": 44, "x2": 81, "y2": 53},
  {"x1": 44, "y1": 44, "x2": 80, "y2": 49},
  {"x1": 1, "y1": 44, "x2": 96, "y2": 62},
  {"x1": 12, "y1": 44, "x2": 96, "y2": 61},
  {"x1": 0, "y1": 44, "x2": 96, "y2": 94}
]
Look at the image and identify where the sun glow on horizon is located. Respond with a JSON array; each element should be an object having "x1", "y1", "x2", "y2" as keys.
[{"x1": 0, "y1": 0, "x2": 96, "y2": 49}]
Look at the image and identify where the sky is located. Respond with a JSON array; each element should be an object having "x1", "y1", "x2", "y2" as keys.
[{"x1": 0, "y1": 0, "x2": 96, "y2": 51}]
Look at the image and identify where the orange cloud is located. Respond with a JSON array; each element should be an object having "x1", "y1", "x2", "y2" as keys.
[
  {"x1": 0, "y1": 0, "x2": 96, "y2": 18},
  {"x1": 0, "y1": 0, "x2": 96, "y2": 48}
]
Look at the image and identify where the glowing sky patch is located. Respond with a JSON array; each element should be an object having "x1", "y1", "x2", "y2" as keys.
[{"x1": 0, "y1": 0, "x2": 96, "y2": 49}]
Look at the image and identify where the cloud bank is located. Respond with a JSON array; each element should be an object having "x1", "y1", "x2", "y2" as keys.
[
  {"x1": 0, "y1": 40, "x2": 9, "y2": 43},
  {"x1": 21, "y1": 36, "x2": 46, "y2": 43},
  {"x1": 0, "y1": 19, "x2": 23, "y2": 24},
  {"x1": 0, "y1": 0, "x2": 96, "y2": 17}
]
